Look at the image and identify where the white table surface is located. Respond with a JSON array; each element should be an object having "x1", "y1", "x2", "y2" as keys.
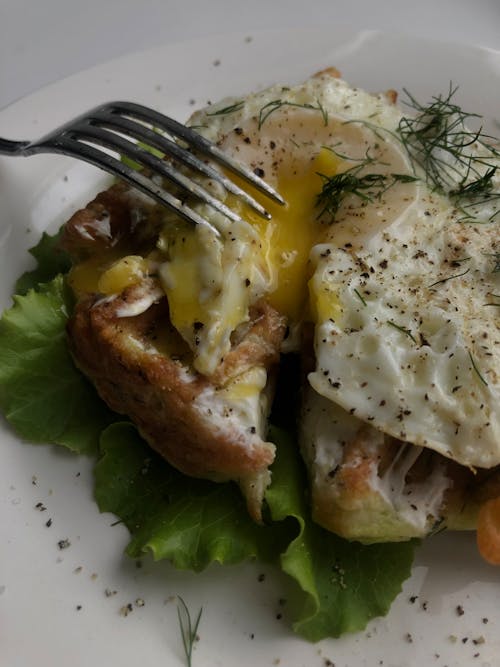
[{"x1": 1, "y1": 0, "x2": 499, "y2": 111}]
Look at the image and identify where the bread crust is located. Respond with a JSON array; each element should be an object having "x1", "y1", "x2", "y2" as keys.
[{"x1": 67, "y1": 279, "x2": 284, "y2": 481}]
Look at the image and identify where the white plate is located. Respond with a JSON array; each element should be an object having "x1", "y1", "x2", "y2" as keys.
[{"x1": 1, "y1": 28, "x2": 499, "y2": 667}]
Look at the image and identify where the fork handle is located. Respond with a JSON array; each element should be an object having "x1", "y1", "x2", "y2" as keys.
[{"x1": 0, "y1": 138, "x2": 29, "y2": 155}]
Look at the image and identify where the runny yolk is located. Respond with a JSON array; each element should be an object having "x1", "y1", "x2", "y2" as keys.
[
  {"x1": 159, "y1": 227, "x2": 248, "y2": 344},
  {"x1": 68, "y1": 253, "x2": 147, "y2": 297},
  {"x1": 242, "y1": 147, "x2": 340, "y2": 322},
  {"x1": 159, "y1": 231, "x2": 210, "y2": 330},
  {"x1": 160, "y1": 146, "x2": 341, "y2": 352}
]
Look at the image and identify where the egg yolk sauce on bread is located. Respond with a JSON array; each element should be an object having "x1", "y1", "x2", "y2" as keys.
[{"x1": 63, "y1": 71, "x2": 500, "y2": 553}]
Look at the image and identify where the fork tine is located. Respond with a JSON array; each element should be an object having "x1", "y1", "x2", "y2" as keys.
[
  {"x1": 104, "y1": 101, "x2": 286, "y2": 206},
  {"x1": 52, "y1": 135, "x2": 223, "y2": 236},
  {"x1": 90, "y1": 110, "x2": 273, "y2": 220},
  {"x1": 67, "y1": 123, "x2": 251, "y2": 225}
]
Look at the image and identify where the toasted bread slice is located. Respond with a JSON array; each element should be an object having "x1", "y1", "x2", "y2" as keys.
[
  {"x1": 63, "y1": 183, "x2": 286, "y2": 520},
  {"x1": 68, "y1": 279, "x2": 285, "y2": 520}
]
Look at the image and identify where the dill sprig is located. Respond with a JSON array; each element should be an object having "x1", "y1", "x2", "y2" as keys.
[
  {"x1": 427, "y1": 267, "x2": 470, "y2": 289},
  {"x1": 468, "y1": 351, "x2": 488, "y2": 387},
  {"x1": 397, "y1": 84, "x2": 500, "y2": 217},
  {"x1": 450, "y1": 165, "x2": 497, "y2": 198},
  {"x1": 353, "y1": 288, "x2": 367, "y2": 307},
  {"x1": 258, "y1": 98, "x2": 328, "y2": 129},
  {"x1": 207, "y1": 101, "x2": 245, "y2": 116},
  {"x1": 315, "y1": 153, "x2": 417, "y2": 221},
  {"x1": 316, "y1": 170, "x2": 385, "y2": 219},
  {"x1": 484, "y1": 292, "x2": 500, "y2": 307},
  {"x1": 177, "y1": 596, "x2": 203, "y2": 667},
  {"x1": 386, "y1": 320, "x2": 417, "y2": 344}
]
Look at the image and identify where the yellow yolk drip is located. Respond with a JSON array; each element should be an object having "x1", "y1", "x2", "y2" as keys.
[
  {"x1": 159, "y1": 231, "x2": 207, "y2": 330},
  {"x1": 68, "y1": 257, "x2": 106, "y2": 296},
  {"x1": 68, "y1": 253, "x2": 147, "y2": 297},
  {"x1": 159, "y1": 228, "x2": 248, "y2": 346},
  {"x1": 243, "y1": 147, "x2": 340, "y2": 322},
  {"x1": 158, "y1": 147, "x2": 341, "y2": 364},
  {"x1": 98, "y1": 256, "x2": 147, "y2": 294},
  {"x1": 220, "y1": 366, "x2": 267, "y2": 399},
  {"x1": 305, "y1": 147, "x2": 343, "y2": 324},
  {"x1": 308, "y1": 273, "x2": 343, "y2": 324}
]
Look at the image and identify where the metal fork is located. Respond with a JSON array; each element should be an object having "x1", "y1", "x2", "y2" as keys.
[{"x1": 0, "y1": 101, "x2": 285, "y2": 235}]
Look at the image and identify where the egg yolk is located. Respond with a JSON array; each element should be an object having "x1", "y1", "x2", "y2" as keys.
[
  {"x1": 158, "y1": 223, "x2": 249, "y2": 353},
  {"x1": 159, "y1": 146, "x2": 340, "y2": 356},
  {"x1": 158, "y1": 230, "x2": 210, "y2": 330},
  {"x1": 245, "y1": 147, "x2": 339, "y2": 322},
  {"x1": 308, "y1": 272, "x2": 343, "y2": 325},
  {"x1": 68, "y1": 253, "x2": 148, "y2": 297}
]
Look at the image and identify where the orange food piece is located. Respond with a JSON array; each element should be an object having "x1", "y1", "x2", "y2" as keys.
[{"x1": 477, "y1": 497, "x2": 500, "y2": 565}]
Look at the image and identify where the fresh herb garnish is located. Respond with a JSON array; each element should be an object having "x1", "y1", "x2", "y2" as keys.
[
  {"x1": 177, "y1": 596, "x2": 202, "y2": 667},
  {"x1": 450, "y1": 166, "x2": 497, "y2": 198},
  {"x1": 397, "y1": 84, "x2": 500, "y2": 220},
  {"x1": 484, "y1": 292, "x2": 500, "y2": 307},
  {"x1": 207, "y1": 101, "x2": 245, "y2": 116},
  {"x1": 427, "y1": 267, "x2": 471, "y2": 288},
  {"x1": 120, "y1": 129, "x2": 165, "y2": 171},
  {"x1": 468, "y1": 350, "x2": 489, "y2": 387},
  {"x1": 353, "y1": 288, "x2": 367, "y2": 307},
  {"x1": 315, "y1": 153, "x2": 417, "y2": 221},
  {"x1": 386, "y1": 320, "x2": 417, "y2": 344},
  {"x1": 258, "y1": 98, "x2": 328, "y2": 129}
]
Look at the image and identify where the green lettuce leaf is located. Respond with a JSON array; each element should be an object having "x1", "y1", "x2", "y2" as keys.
[
  {"x1": 0, "y1": 276, "x2": 115, "y2": 454},
  {"x1": 15, "y1": 230, "x2": 72, "y2": 295},
  {"x1": 120, "y1": 136, "x2": 165, "y2": 171},
  {"x1": 94, "y1": 421, "x2": 415, "y2": 640},
  {"x1": 94, "y1": 421, "x2": 296, "y2": 570},
  {"x1": 266, "y1": 427, "x2": 416, "y2": 641}
]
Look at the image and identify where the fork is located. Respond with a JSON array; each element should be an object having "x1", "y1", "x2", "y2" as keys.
[{"x1": 0, "y1": 101, "x2": 284, "y2": 235}]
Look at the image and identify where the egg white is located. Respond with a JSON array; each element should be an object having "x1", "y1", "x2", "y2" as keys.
[{"x1": 308, "y1": 177, "x2": 500, "y2": 467}]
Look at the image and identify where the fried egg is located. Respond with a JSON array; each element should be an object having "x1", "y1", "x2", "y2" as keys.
[
  {"x1": 158, "y1": 70, "x2": 499, "y2": 472},
  {"x1": 308, "y1": 202, "x2": 499, "y2": 468},
  {"x1": 159, "y1": 71, "x2": 417, "y2": 376}
]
